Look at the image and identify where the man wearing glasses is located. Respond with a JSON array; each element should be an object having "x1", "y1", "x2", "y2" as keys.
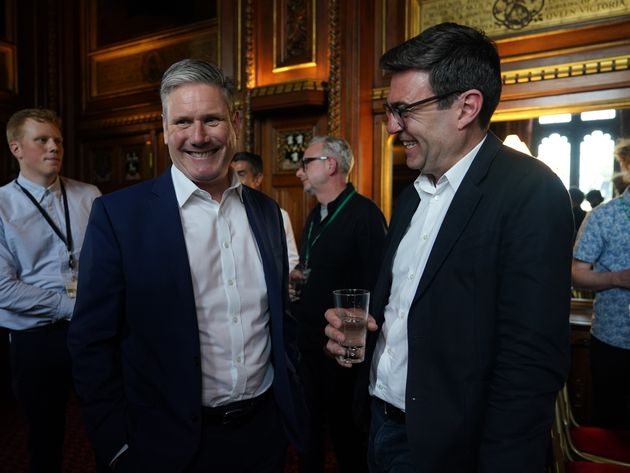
[
  {"x1": 292, "y1": 135, "x2": 387, "y2": 473},
  {"x1": 324, "y1": 23, "x2": 574, "y2": 472}
]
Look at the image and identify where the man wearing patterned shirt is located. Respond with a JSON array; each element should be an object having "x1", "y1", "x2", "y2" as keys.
[{"x1": 573, "y1": 139, "x2": 630, "y2": 428}]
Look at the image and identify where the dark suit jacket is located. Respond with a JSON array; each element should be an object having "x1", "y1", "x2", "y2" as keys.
[
  {"x1": 358, "y1": 133, "x2": 574, "y2": 472},
  {"x1": 68, "y1": 170, "x2": 303, "y2": 472}
]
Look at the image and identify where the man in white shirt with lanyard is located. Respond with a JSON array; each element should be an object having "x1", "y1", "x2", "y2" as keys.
[{"x1": 0, "y1": 108, "x2": 100, "y2": 473}]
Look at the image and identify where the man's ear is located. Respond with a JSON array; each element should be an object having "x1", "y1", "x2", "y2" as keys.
[
  {"x1": 328, "y1": 157, "x2": 338, "y2": 175},
  {"x1": 457, "y1": 89, "x2": 483, "y2": 130},
  {"x1": 9, "y1": 141, "x2": 21, "y2": 159}
]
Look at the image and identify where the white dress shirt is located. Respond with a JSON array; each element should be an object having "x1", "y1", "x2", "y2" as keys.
[
  {"x1": 280, "y1": 208, "x2": 299, "y2": 271},
  {"x1": 369, "y1": 138, "x2": 485, "y2": 410},
  {"x1": 171, "y1": 166, "x2": 273, "y2": 407}
]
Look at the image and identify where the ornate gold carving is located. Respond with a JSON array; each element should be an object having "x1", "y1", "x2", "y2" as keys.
[
  {"x1": 273, "y1": 0, "x2": 316, "y2": 72},
  {"x1": 244, "y1": 0, "x2": 255, "y2": 150},
  {"x1": 89, "y1": 24, "x2": 218, "y2": 99},
  {"x1": 372, "y1": 55, "x2": 630, "y2": 99},
  {"x1": 502, "y1": 55, "x2": 630, "y2": 85},
  {"x1": 327, "y1": 0, "x2": 341, "y2": 136},
  {"x1": 251, "y1": 79, "x2": 327, "y2": 97},
  {"x1": 276, "y1": 129, "x2": 312, "y2": 171},
  {"x1": 419, "y1": 0, "x2": 630, "y2": 38}
]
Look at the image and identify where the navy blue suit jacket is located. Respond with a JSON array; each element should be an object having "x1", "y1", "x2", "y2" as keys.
[
  {"x1": 358, "y1": 133, "x2": 574, "y2": 472},
  {"x1": 68, "y1": 170, "x2": 303, "y2": 471}
]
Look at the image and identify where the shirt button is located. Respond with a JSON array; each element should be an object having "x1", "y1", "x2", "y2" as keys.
[
  {"x1": 378, "y1": 383, "x2": 384, "y2": 390},
  {"x1": 434, "y1": 195, "x2": 439, "y2": 201},
  {"x1": 222, "y1": 241, "x2": 230, "y2": 249},
  {"x1": 422, "y1": 234, "x2": 428, "y2": 240},
  {"x1": 228, "y1": 279, "x2": 235, "y2": 286},
  {"x1": 236, "y1": 356, "x2": 241, "y2": 363},
  {"x1": 408, "y1": 273, "x2": 414, "y2": 279},
  {"x1": 232, "y1": 317, "x2": 238, "y2": 324}
]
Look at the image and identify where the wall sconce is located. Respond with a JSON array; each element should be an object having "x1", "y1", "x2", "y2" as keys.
[{"x1": 503, "y1": 134, "x2": 533, "y2": 156}]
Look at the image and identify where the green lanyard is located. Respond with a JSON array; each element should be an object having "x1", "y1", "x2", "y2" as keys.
[
  {"x1": 621, "y1": 198, "x2": 630, "y2": 222},
  {"x1": 304, "y1": 189, "x2": 356, "y2": 267}
]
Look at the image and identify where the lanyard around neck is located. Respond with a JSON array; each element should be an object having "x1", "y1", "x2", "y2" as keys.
[
  {"x1": 304, "y1": 189, "x2": 356, "y2": 266},
  {"x1": 15, "y1": 179, "x2": 75, "y2": 269}
]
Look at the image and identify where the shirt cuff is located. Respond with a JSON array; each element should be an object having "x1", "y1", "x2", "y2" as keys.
[{"x1": 56, "y1": 293, "x2": 75, "y2": 321}]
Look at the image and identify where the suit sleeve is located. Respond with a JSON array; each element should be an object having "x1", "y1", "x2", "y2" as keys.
[
  {"x1": 67, "y1": 198, "x2": 128, "y2": 466},
  {"x1": 479, "y1": 167, "x2": 573, "y2": 472}
]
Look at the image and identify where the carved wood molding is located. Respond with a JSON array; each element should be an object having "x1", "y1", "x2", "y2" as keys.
[
  {"x1": 502, "y1": 55, "x2": 630, "y2": 85},
  {"x1": 327, "y1": 0, "x2": 340, "y2": 136},
  {"x1": 81, "y1": 112, "x2": 162, "y2": 131},
  {"x1": 251, "y1": 79, "x2": 327, "y2": 97},
  {"x1": 244, "y1": 0, "x2": 255, "y2": 150}
]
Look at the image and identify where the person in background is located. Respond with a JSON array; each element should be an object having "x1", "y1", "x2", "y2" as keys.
[
  {"x1": 68, "y1": 59, "x2": 304, "y2": 473},
  {"x1": 612, "y1": 142, "x2": 630, "y2": 196},
  {"x1": 0, "y1": 108, "x2": 100, "y2": 473},
  {"x1": 324, "y1": 22, "x2": 574, "y2": 473},
  {"x1": 586, "y1": 189, "x2": 604, "y2": 209},
  {"x1": 568, "y1": 187, "x2": 587, "y2": 232},
  {"x1": 572, "y1": 138, "x2": 630, "y2": 429},
  {"x1": 293, "y1": 135, "x2": 387, "y2": 473},
  {"x1": 232, "y1": 151, "x2": 299, "y2": 271}
]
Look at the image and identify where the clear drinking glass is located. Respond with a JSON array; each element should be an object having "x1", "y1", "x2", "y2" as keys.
[{"x1": 333, "y1": 289, "x2": 370, "y2": 363}]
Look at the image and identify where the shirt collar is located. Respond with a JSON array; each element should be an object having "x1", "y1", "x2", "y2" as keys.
[
  {"x1": 171, "y1": 165, "x2": 243, "y2": 208},
  {"x1": 415, "y1": 135, "x2": 486, "y2": 196},
  {"x1": 16, "y1": 174, "x2": 61, "y2": 202}
]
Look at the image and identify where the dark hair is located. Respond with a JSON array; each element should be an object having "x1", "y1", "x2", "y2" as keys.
[
  {"x1": 160, "y1": 59, "x2": 235, "y2": 118},
  {"x1": 568, "y1": 187, "x2": 585, "y2": 205},
  {"x1": 379, "y1": 22, "x2": 502, "y2": 129},
  {"x1": 232, "y1": 151, "x2": 263, "y2": 176},
  {"x1": 585, "y1": 190, "x2": 603, "y2": 206},
  {"x1": 6, "y1": 108, "x2": 62, "y2": 142}
]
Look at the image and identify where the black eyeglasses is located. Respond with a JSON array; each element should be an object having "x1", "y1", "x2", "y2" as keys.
[
  {"x1": 300, "y1": 156, "x2": 330, "y2": 170},
  {"x1": 384, "y1": 91, "x2": 463, "y2": 129}
]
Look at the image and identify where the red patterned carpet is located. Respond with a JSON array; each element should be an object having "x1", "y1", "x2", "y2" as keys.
[{"x1": 0, "y1": 392, "x2": 338, "y2": 473}]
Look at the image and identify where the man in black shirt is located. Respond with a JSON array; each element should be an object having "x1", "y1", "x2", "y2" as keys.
[{"x1": 292, "y1": 135, "x2": 387, "y2": 473}]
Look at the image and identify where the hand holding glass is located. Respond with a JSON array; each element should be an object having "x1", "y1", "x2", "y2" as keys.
[{"x1": 333, "y1": 289, "x2": 370, "y2": 363}]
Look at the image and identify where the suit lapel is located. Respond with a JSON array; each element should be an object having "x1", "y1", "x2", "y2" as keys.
[
  {"x1": 149, "y1": 171, "x2": 196, "y2": 304},
  {"x1": 412, "y1": 133, "x2": 502, "y2": 303}
]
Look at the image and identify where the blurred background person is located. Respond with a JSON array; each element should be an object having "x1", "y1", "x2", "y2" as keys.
[
  {"x1": 572, "y1": 138, "x2": 630, "y2": 428},
  {"x1": 0, "y1": 108, "x2": 100, "y2": 473},
  {"x1": 586, "y1": 189, "x2": 604, "y2": 209},
  {"x1": 232, "y1": 151, "x2": 299, "y2": 271},
  {"x1": 292, "y1": 135, "x2": 386, "y2": 473},
  {"x1": 568, "y1": 187, "x2": 586, "y2": 232}
]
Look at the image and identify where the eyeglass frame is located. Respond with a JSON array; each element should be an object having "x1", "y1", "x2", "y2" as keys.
[
  {"x1": 299, "y1": 156, "x2": 330, "y2": 170},
  {"x1": 384, "y1": 90, "x2": 464, "y2": 128}
]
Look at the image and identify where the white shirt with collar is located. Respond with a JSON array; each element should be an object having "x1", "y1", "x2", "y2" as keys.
[
  {"x1": 171, "y1": 165, "x2": 273, "y2": 407},
  {"x1": 369, "y1": 137, "x2": 486, "y2": 411}
]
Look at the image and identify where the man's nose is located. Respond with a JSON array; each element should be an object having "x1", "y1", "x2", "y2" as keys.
[
  {"x1": 190, "y1": 121, "x2": 208, "y2": 143},
  {"x1": 384, "y1": 113, "x2": 403, "y2": 135}
]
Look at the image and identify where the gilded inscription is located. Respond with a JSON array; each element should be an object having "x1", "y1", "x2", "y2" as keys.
[{"x1": 419, "y1": 0, "x2": 630, "y2": 37}]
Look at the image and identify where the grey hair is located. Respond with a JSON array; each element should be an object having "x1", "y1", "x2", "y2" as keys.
[
  {"x1": 309, "y1": 135, "x2": 354, "y2": 175},
  {"x1": 160, "y1": 59, "x2": 235, "y2": 118}
]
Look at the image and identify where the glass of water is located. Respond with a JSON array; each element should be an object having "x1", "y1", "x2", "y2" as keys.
[{"x1": 333, "y1": 289, "x2": 370, "y2": 363}]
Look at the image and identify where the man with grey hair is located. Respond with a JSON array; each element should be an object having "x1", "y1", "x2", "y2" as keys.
[
  {"x1": 292, "y1": 135, "x2": 387, "y2": 473},
  {"x1": 68, "y1": 59, "x2": 304, "y2": 472}
]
